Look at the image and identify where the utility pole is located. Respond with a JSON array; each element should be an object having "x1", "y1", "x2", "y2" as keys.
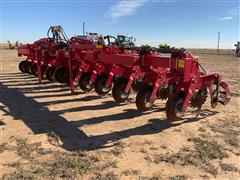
[
  {"x1": 217, "y1": 31, "x2": 220, "y2": 53},
  {"x1": 83, "y1": 22, "x2": 85, "y2": 35}
]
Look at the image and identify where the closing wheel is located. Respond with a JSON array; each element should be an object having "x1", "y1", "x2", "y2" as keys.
[
  {"x1": 79, "y1": 72, "x2": 94, "y2": 92},
  {"x1": 166, "y1": 92, "x2": 185, "y2": 121},
  {"x1": 55, "y1": 67, "x2": 67, "y2": 84},
  {"x1": 94, "y1": 74, "x2": 112, "y2": 96},
  {"x1": 112, "y1": 78, "x2": 131, "y2": 103},
  {"x1": 136, "y1": 85, "x2": 153, "y2": 112},
  {"x1": 31, "y1": 63, "x2": 38, "y2": 77},
  {"x1": 46, "y1": 66, "x2": 56, "y2": 82},
  {"x1": 19, "y1": 60, "x2": 27, "y2": 73},
  {"x1": 25, "y1": 62, "x2": 33, "y2": 74}
]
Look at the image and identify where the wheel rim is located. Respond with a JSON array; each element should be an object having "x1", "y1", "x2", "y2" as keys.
[
  {"x1": 80, "y1": 74, "x2": 93, "y2": 91},
  {"x1": 120, "y1": 92, "x2": 129, "y2": 99},
  {"x1": 145, "y1": 102, "x2": 153, "y2": 108},
  {"x1": 20, "y1": 62, "x2": 26, "y2": 72},
  {"x1": 175, "y1": 100, "x2": 183, "y2": 117},
  {"x1": 46, "y1": 67, "x2": 55, "y2": 80},
  {"x1": 27, "y1": 63, "x2": 32, "y2": 73},
  {"x1": 144, "y1": 94, "x2": 153, "y2": 108},
  {"x1": 101, "y1": 78, "x2": 111, "y2": 92}
]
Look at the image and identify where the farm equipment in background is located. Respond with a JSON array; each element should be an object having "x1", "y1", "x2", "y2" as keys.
[
  {"x1": 7, "y1": 41, "x2": 21, "y2": 49},
  {"x1": 89, "y1": 35, "x2": 138, "y2": 96},
  {"x1": 58, "y1": 33, "x2": 99, "y2": 93},
  {"x1": 38, "y1": 25, "x2": 68, "y2": 83},
  {"x1": 235, "y1": 41, "x2": 240, "y2": 57},
  {"x1": 51, "y1": 32, "x2": 100, "y2": 88},
  {"x1": 66, "y1": 34, "x2": 138, "y2": 95},
  {"x1": 156, "y1": 43, "x2": 176, "y2": 53},
  {"x1": 17, "y1": 25, "x2": 68, "y2": 83},
  {"x1": 18, "y1": 43, "x2": 36, "y2": 73},
  {"x1": 135, "y1": 48, "x2": 231, "y2": 121}
]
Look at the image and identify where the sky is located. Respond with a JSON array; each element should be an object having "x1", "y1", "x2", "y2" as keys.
[{"x1": 1, "y1": 0, "x2": 239, "y2": 49}]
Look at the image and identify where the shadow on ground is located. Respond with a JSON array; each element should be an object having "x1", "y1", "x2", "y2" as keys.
[{"x1": 0, "y1": 73, "x2": 218, "y2": 151}]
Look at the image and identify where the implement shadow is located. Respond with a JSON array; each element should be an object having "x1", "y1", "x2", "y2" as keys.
[
  {"x1": 72, "y1": 110, "x2": 218, "y2": 151},
  {"x1": 0, "y1": 83, "x2": 88, "y2": 151},
  {"x1": 71, "y1": 108, "x2": 164, "y2": 127},
  {"x1": 0, "y1": 73, "x2": 219, "y2": 151}
]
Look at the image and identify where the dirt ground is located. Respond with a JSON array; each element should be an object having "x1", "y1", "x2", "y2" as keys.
[{"x1": 0, "y1": 49, "x2": 239, "y2": 180}]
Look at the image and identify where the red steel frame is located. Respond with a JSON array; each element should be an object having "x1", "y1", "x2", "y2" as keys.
[{"x1": 137, "y1": 49, "x2": 231, "y2": 111}]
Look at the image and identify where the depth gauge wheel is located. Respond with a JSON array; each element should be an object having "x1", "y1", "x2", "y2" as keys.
[
  {"x1": 55, "y1": 67, "x2": 67, "y2": 84},
  {"x1": 136, "y1": 85, "x2": 153, "y2": 112},
  {"x1": 25, "y1": 62, "x2": 33, "y2": 74},
  {"x1": 79, "y1": 72, "x2": 94, "y2": 92},
  {"x1": 94, "y1": 74, "x2": 112, "y2": 96},
  {"x1": 46, "y1": 66, "x2": 56, "y2": 82},
  {"x1": 19, "y1": 60, "x2": 27, "y2": 73},
  {"x1": 166, "y1": 92, "x2": 185, "y2": 121},
  {"x1": 31, "y1": 63, "x2": 38, "y2": 77},
  {"x1": 112, "y1": 78, "x2": 131, "y2": 103}
]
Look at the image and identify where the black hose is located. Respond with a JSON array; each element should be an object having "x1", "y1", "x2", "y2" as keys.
[{"x1": 199, "y1": 63, "x2": 206, "y2": 74}]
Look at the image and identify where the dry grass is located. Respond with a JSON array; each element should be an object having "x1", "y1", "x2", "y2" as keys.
[
  {"x1": 3, "y1": 138, "x2": 119, "y2": 180},
  {"x1": 146, "y1": 137, "x2": 228, "y2": 176}
]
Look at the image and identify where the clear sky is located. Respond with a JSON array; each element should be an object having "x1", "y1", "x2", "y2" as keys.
[{"x1": 1, "y1": 0, "x2": 239, "y2": 48}]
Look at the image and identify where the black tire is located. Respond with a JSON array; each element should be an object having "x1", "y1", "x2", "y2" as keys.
[
  {"x1": 31, "y1": 63, "x2": 38, "y2": 77},
  {"x1": 55, "y1": 67, "x2": 67, "y2": 84},
  {"x1": 19, "y1": 60, "x2": 27, "y2": 73},
  {"x1": 25, "y1": 62, "x2": 33, "y2": 74},
  {"x1": 132, "y1": 80, "x2": 145, "y2": 93},
  {"x1": 46, "y1": 66, "x2": 56, "y2": 82},
  {"x1": 136, "y1": 85, "x2": 153, "y2": 112},
  {"x1": 112, "y1": 78, "x2": 131, "y2": 103},
  {"x1": 79, "y1": 72, "x2": 94, "y2": 92},
  {"x1": 41, "y1": 65, "x2": 47, "y2": 76},
  {"x1": 166, "y1": 92, "x2": 185, "y2": 121},
  {"x1": 94, "y1": 74, "x2": 112, "y2": 96}
]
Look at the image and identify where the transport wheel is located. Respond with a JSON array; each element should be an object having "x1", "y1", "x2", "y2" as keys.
[
  {"x1": 31, "y1": 63, "x2": 38, "y2": 77},
  {"x1": 19, "y1": 60, "x2": 27, "y2": 73},
  {"x1": 166, "y1": 92, "x2": 185, "y2": 121},
  {"x1": 136, "y1": 85, "x2": 153, "y2": 112},
  {"x1": 79, "y1": 72, "x2": 94, "y2": 92},
  {"x1": 25, "y1": 62, "x2": 33, "y2": 74},
  {"x1": 94, "y1": 74, "x2": 112, "y2": 96},
  {"x1": 46, "y1": 66, "x2": 56, "y2": 82},
  {"x1": 55, "y1": 67, "x2": 67, "y2": 84},
  {"x1": 112, "y1": 78, "x2": 131, "y2": 103}
]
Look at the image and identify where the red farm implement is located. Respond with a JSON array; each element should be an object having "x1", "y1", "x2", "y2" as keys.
[
  {"x1": 51, "y1": 33, "x2": 99, "y2": 93},
  {"x1": 18, "y1": 26, "x2": 68, "y2": 83},
  {"x1": 135, "y1": 48, "x2": 231, "y2": 121},
  {"x1": 16, "y1": 27, "x2": 231, "y2": 122},
  {"x1": 66, "y1": 34, "x2": 137, "y2": 95},
  {"x1": 18, "y1": 43, "x2": 36, "y2": 74}
]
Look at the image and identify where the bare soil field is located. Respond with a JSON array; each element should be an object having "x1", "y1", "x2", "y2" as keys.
[{"x1": 0, "y1": 49, "x2": 239, "y2": 179}]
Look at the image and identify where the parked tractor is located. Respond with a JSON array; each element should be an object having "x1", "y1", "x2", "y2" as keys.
[{"x1": 156, "y1": 43, "x2": 176, "y2": 53}]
